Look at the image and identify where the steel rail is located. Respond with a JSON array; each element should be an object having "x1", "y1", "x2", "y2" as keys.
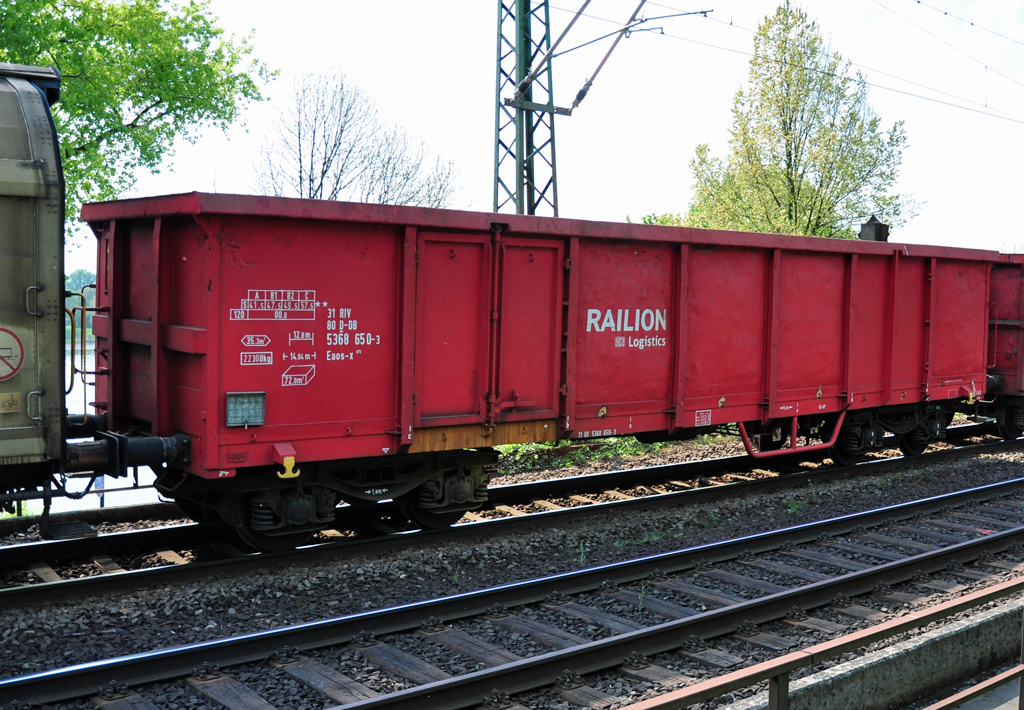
[
  {"x1": 0, "y1": 523, "x2": 207, "y2": 568},
  {"x1": 313, "y1": 526, "x2": 1024, "y2": 710},
  {"x1": 486, "y1": 421, "x2": 995, "y2": 503},
  {"x1": 2, "y1": 475, "x2": 1023, "y2": 705},
  {"x1": 0, "y1": 421, "x2": 996, "y2": 540},
  {"x1": 1, "y1": 433, "x2": 1019, "y2": 607},
  {"x1": 0, "y1": 449, "x2": 763, "y2": 569},
  {"x1": 0, "y1": 501, "x2": 181, "y2": 537}
]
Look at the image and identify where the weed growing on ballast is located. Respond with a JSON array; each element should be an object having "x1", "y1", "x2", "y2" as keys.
[{"x1": 784, "y1": 498, "x2": 807, "y2": 514}]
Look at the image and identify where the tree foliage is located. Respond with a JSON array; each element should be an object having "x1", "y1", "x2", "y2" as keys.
[
  {"x1": 685, "y1": 2, "x2": 913, "y2": 238},
  {"x1": 255, "y1": 69, "x2": 458, "y2": 208},
  {"x1": 0, "y1": 0, "x2": 268, "y2": 219}
]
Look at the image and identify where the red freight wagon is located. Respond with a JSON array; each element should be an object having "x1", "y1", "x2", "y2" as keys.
[
  {"x1": 985, "y1": 254, "x2": 1024, "y2": 437},
  {"x1": 82, "y1": 193, "x2": 997, "y2": 548}
]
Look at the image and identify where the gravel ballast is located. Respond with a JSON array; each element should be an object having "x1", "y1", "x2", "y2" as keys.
[{"x1": 3, "y1": 448, "x2": 1024, "y2": 689}]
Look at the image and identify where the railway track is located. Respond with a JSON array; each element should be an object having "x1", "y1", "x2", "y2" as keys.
[
  {"x1": 3, "y1": 477, "x2": 1024, "y2": 709},
  {"x1": 0, "y1": 423, "x2": 996, "y2": 542},
  {"x1": 0, "y1": 425, "x2": 1014, "y2": 607}
]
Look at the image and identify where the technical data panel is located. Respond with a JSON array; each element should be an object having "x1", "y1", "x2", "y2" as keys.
[{"x1": 215, "y1": 218, "x2": 402, "y2": 463}]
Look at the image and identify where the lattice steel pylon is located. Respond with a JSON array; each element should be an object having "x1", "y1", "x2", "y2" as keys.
[{"x1": 494, "y1": 0, "x2": 560, "y2": 217}]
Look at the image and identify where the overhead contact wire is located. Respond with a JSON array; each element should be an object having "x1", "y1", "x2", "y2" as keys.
[
  {"x1": 871, "y1": 0, "x2": 1024, "y2": 91},
  {"x1": 549, "y1": 2, "x2": 1024, "y2": 124},
  {"x1": 908, "y1": 0, "x2": 1024, "y2": 49}
]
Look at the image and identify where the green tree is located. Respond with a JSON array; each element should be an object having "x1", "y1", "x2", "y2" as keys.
[
  {"x1": 64, "y1": 268, "x2": 94, "y2": 294},
  {"x1": 0, "y1": 0, "x2": 268, "y2": 220},
  {"x1": 685, "y1": 2, "x2": 913, "y2": 239},
  {"x1": 64, "y1": 269, "x2": 95, "y2": 327}
]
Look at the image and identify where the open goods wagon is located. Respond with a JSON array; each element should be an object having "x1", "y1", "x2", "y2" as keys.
[{"x1": 79, "y1": 193, "x2": 998, "y2": 547}]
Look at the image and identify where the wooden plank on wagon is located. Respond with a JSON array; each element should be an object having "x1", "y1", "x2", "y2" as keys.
[
  {"x1": 356, "y1": 641, "x2": 451, "y2": 684},
  {"x1": 418, "y1": 627, "x2": 521, "y2": 666},
  {"x1": 271, "y1": 657, "x2": 377, "y2": 704},
  {"x1": 188, "y1": 675, "x2": 276, "y2": 710},
  {"x1": 28, "y1": 561, "x2": 61, "y2": 583}
]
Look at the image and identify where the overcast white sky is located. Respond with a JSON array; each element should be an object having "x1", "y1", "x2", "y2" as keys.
[{"x1": 67, "y1": 0, "x2": 1024, "y2": 271}]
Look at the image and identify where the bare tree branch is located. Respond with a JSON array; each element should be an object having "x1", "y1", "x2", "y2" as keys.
[{"x1": 254, "y1": 69, "x2": 459, "y2": 208}]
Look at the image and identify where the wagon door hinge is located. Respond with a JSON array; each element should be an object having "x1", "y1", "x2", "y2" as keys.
[
  {"x1": 563, "y1": 257, "x2": 571, "y2": 270},
  {"x1": 487, "y1": 389, "x2": 537, "y2": 430}
]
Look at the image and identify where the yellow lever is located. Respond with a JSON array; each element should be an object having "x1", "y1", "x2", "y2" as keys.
[{"x1": 277, "y1": 455, "x2": 300, "y2": 479}]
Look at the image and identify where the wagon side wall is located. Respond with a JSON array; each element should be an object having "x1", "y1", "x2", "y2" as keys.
[{"x1": 85, "y1": 194, "x2": 996, "y2": 477}]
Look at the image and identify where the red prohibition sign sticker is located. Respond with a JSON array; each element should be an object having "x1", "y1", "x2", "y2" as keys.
[{"x1": 0, "y1": 328, "x2": 25, "y2": 382}]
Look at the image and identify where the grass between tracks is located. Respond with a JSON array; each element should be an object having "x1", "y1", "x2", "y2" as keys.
[
  {"x1": 0, "y1": 502, "x2": 41, "y2": 519},
  {"x1": 494, "y1": 433, "x2": 735, "y2": 476}
]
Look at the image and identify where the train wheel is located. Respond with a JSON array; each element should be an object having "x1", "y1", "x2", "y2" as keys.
[
  {"x1": 998, "y1": 407, "x2": 1024, "y2": 440},
  {"x1": 399, "y1": 497, "x2": 465, "y2": 530},
  {"x1": 234, "y1": 523, "x2": 314, "y2": 552},
  {"x1": 228, "y1": 491, "x2": 319, "y2": 552},
  {"x1": 828, "y1": 445, "x2": 864, "y2": 467},
  {"x1": 896, "y1": 428, "x2": 930, "y2": 457},
  {"x1": 999, "y1": 422, "x2": 1023, "y2": 441}
]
